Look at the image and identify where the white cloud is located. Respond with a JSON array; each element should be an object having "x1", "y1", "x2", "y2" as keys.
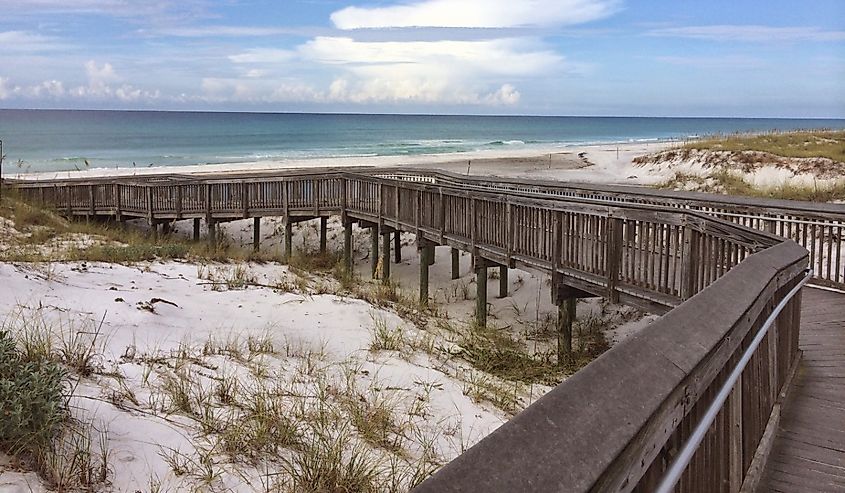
[
  {"x1": 244, "y1": 69, "x2": 266, "y2": 78},
  {"x1": 486, "y1": 84, "x2": 521, "y2": 105},
  {"x1": 215, "y1": 36, "x2": 560, "y2": 106},
  {"x1": 29, "y1": 79, "x2": 65, "y2": 98},
  {"x1": 647, "y1": 25, "x2": 845, "y2": 43},
  {"x1": 294, "y1": 36, "x2": 559, "y2": 104},
  {"x1": 0, "y1": 30, "x2": 65, "y2": 52},
  {"x1": 75, "y1": 60, "x2": 120, "y2": 97},
  {"x1": 301, "y1": 36, "x2": 561, "y2": 75},
  {"x1": 85, "y1": 60, "x2": 118, "y2": 84},
  {"x1": 228, "y1": 49, "x2": 296, "y2": 64},
  {"x1": 199, "y1": 78, "x2": 323, "y2": 103},
  {"x1": 54, "y1": 61, "x2": 161, "y2": 102},
  {"x1": 148, "y1": 26, "x2": 300, "y2": 38},
  {"x1": 331, "y1": 0, "x2": 619, "y2": 29}
]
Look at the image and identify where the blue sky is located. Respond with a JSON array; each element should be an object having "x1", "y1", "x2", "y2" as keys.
[{"x1": 0, "y1": 0, "x2": 843, "y2": 117}]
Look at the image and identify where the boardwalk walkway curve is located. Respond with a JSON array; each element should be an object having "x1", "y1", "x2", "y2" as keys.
[{"x1": 7, "y1": 168, "x2": 843, "y2": 492}]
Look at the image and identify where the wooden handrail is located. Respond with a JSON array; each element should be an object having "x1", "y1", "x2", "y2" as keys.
[
  {"x1": 378, "y1": 169, "x2": 845, "y2": 290},
  {"x1": 415, "y1": 241, "x2": 808, "y2": 492}
]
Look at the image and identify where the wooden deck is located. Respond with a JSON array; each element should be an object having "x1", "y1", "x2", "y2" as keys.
[{"x1": 760, "y1": 287, "x2": 845, "y2": 492}]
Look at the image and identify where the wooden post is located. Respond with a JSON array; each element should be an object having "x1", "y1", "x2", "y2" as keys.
[
  {"x1": 253, "y1": 217, "x2": 261, "y2": 252},
  {"x1": 394, "y1": 231, "x2": 401, "y2": 263},
  {"x1": 728, "y1": 381, "x2": 744, "y2": 492},
  {"x1": 147, "y1": 187, "x2": 154, "y2": 224},
  {"x1": 192, "y1": 218, "x2": 200, "y2": 241},
  {"x1": 427, "y1": 244, "x2": 435, "y2": 266},
  {"x1": 175, "y1": 186, "x2": 182, "y2": 219},
  {"x1": 284, "y1": 220, "x2": 293, "y2": 262},
  {"x1": 343, "y1": 218, "x2": 353, "y2": 273},
  {"x1": 319, "y1": 216, "x2": 328, "y2": 254},
  {"x1": 242, "y1": 182, "x2": 249, "y2": 218},
  {"x1": 381, "y1": 231, "x2": 391, "y2": 283},
  {"x1": 204, "y1": 184, "x2": 212, "y2": 233},
  {"x1": 89, "y1": 184, "x2": 95, "y2": 216},
  {"x1": 681, "y1": 226, "x2": 700, "y2": 299},
  {"x1": 498, "y1": 265, "x2": 508, "y2": 298},
  {"x1": 606, "y1": 217, "x2": 623, "y2": 303},
  {"x1": 557, "y1": 297, "x2": 576, "y2": 366},
  {"x1": 475, "y1": 258, "x2": 488, "y2": 327},
  {"x1": 208, "y1": 219, "x2": 217, "y2": 249},
  {"x1": 451, "y1": 248, "x2": 460, "y2": 280},
  {"x1": 371, "y1": 225, "x2": 380, "y2": 279},
  {"x1": 114, "y1": 184, "x2": 122, "y2": 222},
  {"x1": 505, "y1": 197, "x2": 514, "y2": 265},
  {"x1": 161, "y1": 222, "x2": 171, "y2": 236},
  {"x1": 419, "y1": 240, "x2": 430, "y2": 306}
]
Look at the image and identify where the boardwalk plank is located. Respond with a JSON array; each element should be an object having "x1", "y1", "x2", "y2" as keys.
[{"x1": 760, "y1": 287, "x2": 845, "y2": 491}]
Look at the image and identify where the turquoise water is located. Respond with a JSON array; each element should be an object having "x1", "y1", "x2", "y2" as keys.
[{"x1": 0, "y1": 109, "x2": 843, "y2": 173}]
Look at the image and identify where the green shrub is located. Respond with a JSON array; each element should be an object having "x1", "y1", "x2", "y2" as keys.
[{"x1": 0, "y1": 330, "x2": 67, "y2": 455}]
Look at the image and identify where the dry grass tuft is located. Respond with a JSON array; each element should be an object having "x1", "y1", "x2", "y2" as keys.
[{"x1": 679, "y1": 129, "x2": 845, "y2": 162}]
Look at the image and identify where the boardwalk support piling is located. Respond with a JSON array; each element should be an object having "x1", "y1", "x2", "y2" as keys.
[
  {"x1": 192, "y1": 218, "x2": 200, "y2": 242},
  {"x1": 208, "y1": 219, "x2": 216, "y2": 249},
  {"x1": 498, "y1": 265, "x2": 508, "y2": 298},
  {"x1": 381, "y1": 231, "x2": 391, "y2": 283},
  {"x1": 253, "y1": 217, "x2": 261, "y2": 252},
  {"x1": 451, "y1": 248, "x2": 460, "y2": 279},
  {"x1": 343, "y1": 216, "x2": 352, "y2": 275},
  {"x1": 475, "y1": 258, "x2": 488, "y2": 327},
  {"x1": 394, "y1": 232, "x2": 401, "y2": 263},
  {"x1": 284, "y1": 220, "x2": 292, "y2": 262},
  {"x1": 343, "y1": 218, "x2": 353, "y2": 274},
  {"x1": 371, "y1": 225, "x2": 380, "y2": 279},
  {"x1": 319, "y1": 216, "x2": 327, "y2": 254},
  {"x1": 420, "y1": 240, "x2": 430, "y2": 306},
  {"x1": 557, "y1": 297, "x2": 576, "y2": 367}
]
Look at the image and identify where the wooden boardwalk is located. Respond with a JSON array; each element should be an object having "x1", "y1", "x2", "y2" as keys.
[
  {"x1": 10, "y1": 169, "x2": 843, "y2": 491},
  {"x1": 760, "y1": 287, "x2": 845, "y2": 492}
]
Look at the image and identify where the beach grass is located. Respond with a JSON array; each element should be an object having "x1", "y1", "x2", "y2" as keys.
[
  {"x1": 658, "y1": 170, "x2": 845, "y2": 202},
  {"x1": 0, "y1": 195, "x2": 283, "y2": 264},
  {"x1": 680, "y1": 129, "x2": 845, "y2": 162},
  {"x1": 0, "y1": 187, "x2": 644, "y2": 490}
]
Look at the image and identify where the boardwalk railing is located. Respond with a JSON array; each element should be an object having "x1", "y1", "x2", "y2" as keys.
[
  {"x1": 7, "y1": 169, "x2": 809, "y2": 491},
  {"x1": 379, "y1": 169, "x2": 845, "y2": 290},
  {"x1": 11, "y1": 171, "x2": 780, "y2": 313},
  {"x1": 416, "y1": 240, "x2": 808, "y2": 492}
]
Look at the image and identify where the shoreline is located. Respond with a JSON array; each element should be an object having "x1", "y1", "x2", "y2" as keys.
[{"x1": 9, "y1": 141, "x2": 675, "y2": 186}]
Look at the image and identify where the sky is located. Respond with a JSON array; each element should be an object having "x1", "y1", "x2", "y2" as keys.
[{"x1": 0, "y1": 0, "x2": 843, "y2": 117}]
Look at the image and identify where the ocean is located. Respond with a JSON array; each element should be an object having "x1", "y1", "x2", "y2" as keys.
[{"x1": 0, "y1": 109, "x2": 843, "y2": 173}]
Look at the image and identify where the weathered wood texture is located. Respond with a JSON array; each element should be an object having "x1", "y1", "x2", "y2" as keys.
[
  {"x1": 378, "y1": 169, "x2": 845, "y2": 290},
  {"x1": 759, "y1": 287, "x2": 845, "y2": 492},
  {"x1": 11, "y1": 170, "x2": 781, "y2": 315}
]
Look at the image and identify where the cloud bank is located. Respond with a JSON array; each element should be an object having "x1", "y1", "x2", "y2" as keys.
[{"x1": 331, "y1": 0, "x2": 620, "y2": 29}]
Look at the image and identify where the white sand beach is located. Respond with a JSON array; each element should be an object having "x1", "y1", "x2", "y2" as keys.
[
  {"x1": 0, "y1": 212, "x2": 655, "y2": 492},
  {"x1": 10, "y1": 141, "x2": 674, "y2": 186}
]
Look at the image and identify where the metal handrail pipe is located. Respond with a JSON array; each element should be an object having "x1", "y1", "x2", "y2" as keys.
[{"x1": 654, "y1": 269, "x2": 813, "y2": 493}]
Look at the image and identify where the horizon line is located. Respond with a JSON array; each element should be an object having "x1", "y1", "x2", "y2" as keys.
[{"x1": 1, "y1": 107, "x2": 844, "y2": 120}]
